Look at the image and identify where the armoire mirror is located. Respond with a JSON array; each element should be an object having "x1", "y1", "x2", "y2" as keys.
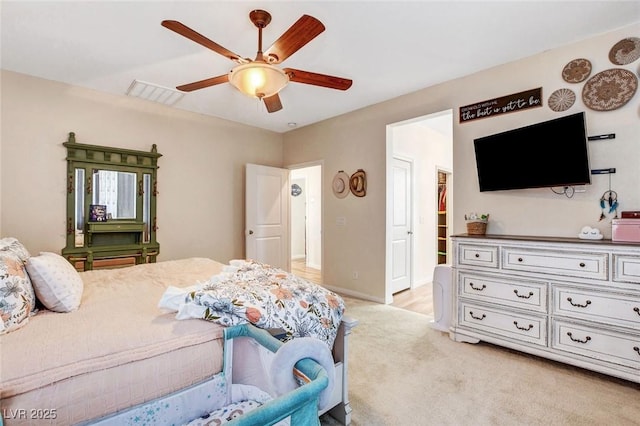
[
  {"x1": 91, "y1": 170, "x2": 138, "y2": 219},
  {"x1": 62, "y1": 132, "x2": 161, "y2": 270}
]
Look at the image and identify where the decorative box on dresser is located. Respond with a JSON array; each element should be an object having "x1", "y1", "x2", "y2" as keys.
[{"x1": 450, "y1": 234, "x2": 640, "y2": 384}]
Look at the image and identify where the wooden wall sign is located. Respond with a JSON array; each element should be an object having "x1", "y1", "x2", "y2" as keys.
[{"x1": 459, "y1": 87, "x2": 542, "y2": 123}]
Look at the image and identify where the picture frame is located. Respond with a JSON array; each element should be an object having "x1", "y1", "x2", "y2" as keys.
[{"x1": 89, "y1": 204, "x2": 107, "y2": 222}]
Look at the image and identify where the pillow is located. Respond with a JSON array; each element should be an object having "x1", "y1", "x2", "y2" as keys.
[
  {"x1": 0, "y1": 237, "x2": 31, "y2": 262},
  {"x1": 0, "y1": 252, "x2": 36, "y2": 334},
  {"x1": 26, "y1": 252, "x2": 83, "y2": 312},
  {"x1": 0, "y1": 237, "x2": 36, "y2": 315}
]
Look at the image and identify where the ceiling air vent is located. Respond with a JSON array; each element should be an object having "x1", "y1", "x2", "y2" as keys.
[{"x1": 126, "y1": 80, "x2": 184, "y2": 106}]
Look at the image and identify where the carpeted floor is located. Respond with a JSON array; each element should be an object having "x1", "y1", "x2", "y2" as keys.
[{"x1": 321, "y1": 296, "x2": 640, "y2": 426}]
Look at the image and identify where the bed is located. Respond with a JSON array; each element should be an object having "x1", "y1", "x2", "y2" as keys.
[{"x1": 0, "y1": 245, "x2": 357, "y2": 425}]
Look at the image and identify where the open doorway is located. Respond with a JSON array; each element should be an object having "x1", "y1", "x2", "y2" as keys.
[
  {"x1": 290, "y1": 164, "x2": 322, "y2": 284},
  {"x1": 385, "y1": 109, "x2": 453, "y2": 314}
]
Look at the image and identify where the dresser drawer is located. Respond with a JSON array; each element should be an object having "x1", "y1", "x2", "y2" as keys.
[
  {"x1": 552, "y1": 320, "x2": 640, "y2": 370},
  {"x1": 613, "y1": 254, "x2": 640, "y2": 284},
  {"x1": 459, "y1": 301, "x2": 547, "y2": 346},
  {"x1": 457, "y1": 244, "x2": 499, "y2": 268},
  {"x1": 459, "y1": 272, "x2": 547, "y2": 313},
  {"x1": 87, "y1": 221, "x2": 145, "y2": 233},
  {"x1": 552, "y1": 286, "x2": 640, "y2": 330},
  {"x1": 502, "y1": 247, "x2": 608, "y2": 280}
]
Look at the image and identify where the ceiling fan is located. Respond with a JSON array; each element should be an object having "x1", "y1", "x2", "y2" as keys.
[{"x1": 161, "y1": 10, "x2": 353, "y2": 113}]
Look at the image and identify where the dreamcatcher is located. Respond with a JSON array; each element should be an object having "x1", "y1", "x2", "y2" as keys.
[
  {"x1": 599, "y1": 173, "x2": 619, "y2": 220},
  {"x1": 599, "y1": 190, "x2": 618, "y2": 220}
]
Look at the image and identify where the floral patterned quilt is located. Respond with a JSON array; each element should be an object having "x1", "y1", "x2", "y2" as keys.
[{"x1": 170, "y1": 260, "x2": 345, "y2": 349}]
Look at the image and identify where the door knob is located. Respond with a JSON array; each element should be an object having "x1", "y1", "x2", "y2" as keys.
[{"x1": 249, "y1": 230, "x2": 254, "y2": 235}]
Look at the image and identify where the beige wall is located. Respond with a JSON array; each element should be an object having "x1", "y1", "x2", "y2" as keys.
[
  {"x1": 0, "y1": 70, "x2": 283, "y2": 263},
  {"x1": 284, "y1": 22, "x2": 640, "y2": 301},
  {"x1": 2, "y1": 23, "x2": 638, "y2": 303},
  {"x1": 283, "y1": 113, "x2": 388, "y2": 299}
]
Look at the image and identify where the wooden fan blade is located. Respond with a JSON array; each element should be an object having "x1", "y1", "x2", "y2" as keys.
[
  {"x1": 263, "y1": 93, "x2": 283, "y2": 113},
  {"x1": 264, "y1": 15, "x2": 325, "y2": 64},
  {"x1": 176, "y1": 74, "x2": 229, "y2": 92},
  {"x1": 162, "y1": 20, "x2": 243, "y2": 63},
  {"x1": 284, "y1": 68, "x2": 352, "y2": 90}
]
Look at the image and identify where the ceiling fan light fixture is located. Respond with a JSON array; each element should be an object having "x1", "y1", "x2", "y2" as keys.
[{"x1": 228, "y1": 62, "x2": 289, "y2": 99}]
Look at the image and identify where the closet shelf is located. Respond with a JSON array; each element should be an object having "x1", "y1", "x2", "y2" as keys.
[{"x1": 437, "y1": 172, "x2": 448, "y2": 264}]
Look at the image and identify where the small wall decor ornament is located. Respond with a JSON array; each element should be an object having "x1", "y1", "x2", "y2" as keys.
[
  {"x1": 291, "y1": 183, "x2": 302, "y2": 197},
  {"x1": 599, "y1": 190, "x2": 619, "y2": 221},
  {"x1": 332, "y1": 171, "x2": 350, "y2": 198},
  {"x1": 349, "y1": 169, "x2": 367, "y2": 197},
  {"x1": 608, "y1": 37, "x2": 640, "y2": 65},
  {"x1": 548, "y1": 88, "x2": 576, "y2": 112},
  {"x1": 562, "y1": 58, "x2": 592, "y2": 83}
]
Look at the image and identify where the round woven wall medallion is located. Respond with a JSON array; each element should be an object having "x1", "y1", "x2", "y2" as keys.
[
  {"x1": 608, "y1": 37, "x2": 640, "y2": 65},
  {"x1": 582, "y1": 68, "x2": 638, "y2": 111},
  {"x1": 548, "y1": 88, "x2": 576, "y2": 112},
  {"x1": 562, "y1": 58, "x2": 592, "y2": 83}
]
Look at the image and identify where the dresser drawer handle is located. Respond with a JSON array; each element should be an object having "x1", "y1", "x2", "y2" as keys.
[
  {"x1": 567, "y1": 332, "x2": 591, "y2": 344},
  {"x1": 634, "y1": 346, "x2": 640, "y2": 356},
  {"x1": 469, "y1": 311, "x2": 486, "y2": 321},
  {"x1": 469, "y1": 282, "x2": 486, "y2": 291},
  {"x1": 517, "y1": 257, "x2": 523, "y2": 262},
  {"x1": 634, "y1": 307, "x2": 640, "y2": 317},
  {"x1": 513, "y1": 321, "x2": 533, "y2": 331},
  {"x1": 579, "y1": 262, "x2": 586, "y2": 268},
  {"x1": 514, "y1": 289, "x2": 534, "y2": 299},
  {"x1": 474, "y1": 253, "x2": 480, "y2": 258},
  {"x1": 567, "y1": 297, "x2": 591, "y2": 308}
]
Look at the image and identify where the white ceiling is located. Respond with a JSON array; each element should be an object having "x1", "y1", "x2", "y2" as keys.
[{"x1": 2, "y1": 1, "x2": 639, "y2": 133}]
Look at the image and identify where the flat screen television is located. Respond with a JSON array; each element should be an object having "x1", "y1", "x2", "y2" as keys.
[{"x1": 473, "y1": 112, "x2": 591, "y2": 192}]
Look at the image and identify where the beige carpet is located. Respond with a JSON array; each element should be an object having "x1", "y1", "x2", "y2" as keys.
[{"x1": 321, "y1": 296, "x2": 640, "y2": 426}]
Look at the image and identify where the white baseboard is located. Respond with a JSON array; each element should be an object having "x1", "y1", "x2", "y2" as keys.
[{"x1": 323, "y1": 284, "x2": 386, "y2": 304}]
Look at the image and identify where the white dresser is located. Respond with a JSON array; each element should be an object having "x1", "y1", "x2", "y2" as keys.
[{"x1": 450, "y1": 234, "x2": 640, "y2": 383}]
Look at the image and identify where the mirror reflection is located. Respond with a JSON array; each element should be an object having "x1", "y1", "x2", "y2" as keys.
[
  {"x1": 74, "y1": 168, "x2": 85, "y2": 247},
  {"x1": 92, "y1": 170, "x2": 137, "y2": 219},
  {"x1": 143, "y1": 174, "x2": 151, "y2": 243}
]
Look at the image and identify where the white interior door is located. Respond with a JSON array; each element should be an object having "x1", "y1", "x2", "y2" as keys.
[
  {"x1": 290, "y1": 176, "x2": 306, "y2": 260},
  {"x1": 245, "y1": 164, "x2": 290, "y2": 271},
  {"x1": 391, "y1": 157, "x2": 413, "y2": 294}
]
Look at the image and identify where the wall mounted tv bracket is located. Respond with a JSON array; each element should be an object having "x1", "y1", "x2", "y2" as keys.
[
  {"x1": 589, "y1": 134, "x2": 616, "y2": 176},
  {"x1": 591, "y1": 168, "x2": 616, "y2": 175},
  {"x1": 587, "y1": 133, "x2": 615, "y2": 141}
]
